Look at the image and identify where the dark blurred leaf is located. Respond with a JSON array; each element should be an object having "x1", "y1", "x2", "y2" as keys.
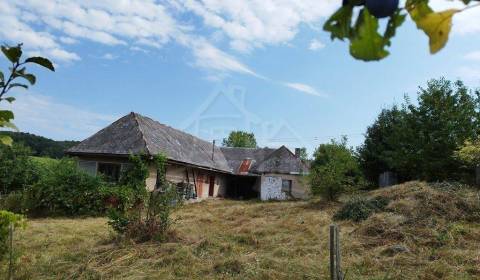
[
  {"x1": 3, "y1": 97, "x2": 16, "y2": 103},
  {"x1": 384, "y1": 10, "x2": 406, "y2": 46},
  {"x1": 1, "y1": 45, "x2": 22, "y2": 63},
  {"x1": 7, "y1": 83, "x2": 28, "y2": 91},
  {"x1": 0, "y1": 110, "x2": 14, "y2": 122},
  {"x1": 20, "y1": 73, "x2": 36, "y2": 85},
  {"x1": 25, "y1": 57, "x2": 55, "y2": 71},
  {"x1": 323, "y1": 5, "x2": 353, "y2": 40}
]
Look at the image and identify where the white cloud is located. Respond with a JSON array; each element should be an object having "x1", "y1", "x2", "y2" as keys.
[
  {"x1": 309, "y1": 38, "x2": 325, "y2": 51},
  {"x1": 4, "y1": 93, "x2": 117, "y2": 140},
  {"x1": 102, "y1": 53, "x2": 117, "y2": 60},
  {"x1": 183, "y1": 36, "x2": 260, "y2": 77},
  {"x1": 284, "y1": 82, "x2": 326, "y2": 97},
  {"x1": 178, "y1": 0, "x2": 338, "y2": 52},
  {"x1": 0, "y1": 0, "x2": 340, "y2": 77},
  {"x1": 59, "y1": 36, "x2": 77, "y2": 44},
  {"x1": 465, "y1": 51, "x2": 480, "y2": 61}
]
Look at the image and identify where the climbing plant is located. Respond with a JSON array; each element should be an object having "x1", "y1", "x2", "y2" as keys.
[
  {"x1": 0, "y1": 44, "x2": 55, "y2": 145},
  {"x1": 324, "y1": 0, "x2": 480, "y2": 61}
]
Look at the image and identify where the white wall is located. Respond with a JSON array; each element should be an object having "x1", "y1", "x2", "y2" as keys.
[
  {"x1": 260, "y1": 173, "x2": 309, "y2": 200},
  {"x1": 260, "y1": 175, "x2": 287, "y2": 200}
]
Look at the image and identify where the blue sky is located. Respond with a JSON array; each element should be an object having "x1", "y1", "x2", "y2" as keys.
[{"x1": 1, "y1": 0, "x2": 480, "y2": 155}]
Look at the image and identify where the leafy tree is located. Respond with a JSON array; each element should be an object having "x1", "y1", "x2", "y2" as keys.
[
  {"x1": 358, "y1": 78, "x2": 480, "y2": 183},
  {"x1": 297, "y1": 147, "x2": 309, "y2": 161},
  {"x1": 222, "y1": 131, "x2": 257, "y2": 148},
  {"x1": 309, "y1": 137, "x2": 362, "y2": 201},
  {"x1": 324, "y1": 0, "x2": 480, "y2": 61},
  {"x1": 0, "y1": 44, "x2": 54, "y2": 145},
  {"x1": 456, "y1": 140, "x2": 480, "y2": 167}
]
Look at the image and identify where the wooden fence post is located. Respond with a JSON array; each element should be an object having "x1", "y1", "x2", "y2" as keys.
[
  {"x1": 329, "y1": 225, "x2": 335, "y2": 280},
  {"x1": 8, "y1": 224, "x2": 13, "y2": 280},
  {"x1": 329, "y1": 224, "x2": 343, "y2": 280}
]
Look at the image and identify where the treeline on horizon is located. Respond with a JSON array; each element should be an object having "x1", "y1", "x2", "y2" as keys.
[{"x1": 0, "y1": 131, "x2": 78, "y2": 159}]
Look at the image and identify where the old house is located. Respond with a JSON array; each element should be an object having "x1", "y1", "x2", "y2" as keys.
[{"x1": 66, "y1": 112, "x2": 309, "y2": 200}]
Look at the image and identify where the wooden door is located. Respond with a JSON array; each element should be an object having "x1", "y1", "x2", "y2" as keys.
[{"x1": 208, "y1": 175, "x2": 215, "y2": 197}]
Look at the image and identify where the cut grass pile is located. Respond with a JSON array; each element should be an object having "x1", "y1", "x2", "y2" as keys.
[{"x1": 1, "y1": 181, "x2": 479, "y2": 279}]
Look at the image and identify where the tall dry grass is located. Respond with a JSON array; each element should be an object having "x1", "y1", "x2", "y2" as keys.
[{"x1": 1, "y1": 182, "x2": 479, "y2": 279}]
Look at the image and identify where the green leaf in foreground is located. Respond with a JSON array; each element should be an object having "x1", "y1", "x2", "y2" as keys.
[
  {"x1": 2, "y1": 97, "x2": 15, "y2": 103},
  {"x1": 0, "y1": 110, "x2": 14, "y2": 122},
  {"x1": 0, "y1": 135, "x2": 13, "y2": 146},
  {"x1": 1, "y1": 45, "x2": 22, "y2": 63},
  {"x1": 25, "y1": 57, "x2": 55, "y2": 71},
  {"x1": 349, "y1": 9, "x2": 389, "y2": 61},
  {"x1": 323, "y1": 5, "x2": 353, "y2": 40},
  {"x1": 384, "y1": 10, "x2": 407, "y2": 46}
]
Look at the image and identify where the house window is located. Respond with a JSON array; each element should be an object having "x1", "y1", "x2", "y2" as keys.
[
  {"x1": 97, "y1": 162, "x2": 121, "y2": 182},
  {"x1": 282, "y1": 179, "x2": 292, "y2": 195},
  {"x1": 78, "y1": 160, "x2": 97, "y2": 176}
]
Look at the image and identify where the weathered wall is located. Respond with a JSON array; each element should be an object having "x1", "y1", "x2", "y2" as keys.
[
  {"x1": 260, "y1": 176, "x2": 285, "y2": 200},
  {"x1": 145, "y1": 164, "x2": 157, "y2": 191},
  {"x1": 75, "y1": 156, "x2": 228, "y2": 199},
  {"x1": 260, "y1": 173, "x2": 309, "y2": 200}
]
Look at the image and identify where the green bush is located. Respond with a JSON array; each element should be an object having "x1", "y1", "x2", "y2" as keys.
[
  {"x1": 107, "y1": 154, "x2": 184, "y2": 242},
  {"x1": 0, "y1": 210, "x2": 25, "y2": 261},
  {"x1": 24, "y1": 158, "x2": 104, "y2": 216},
  {"x1": 0, "y1": 143, "x2": 39, "y2": 195},
  {"x1": 310, "y1": 137, "x2": 365, "y2": 201},
  {"x1": 123, "y1": 184, "x2": 183, "y2": 242},
  {"x1": 334, "y1": 196, "x2": 390, "y2": 222},
  {"x1": 0, "y1": 192, "x2": 25, "y2": 214}
]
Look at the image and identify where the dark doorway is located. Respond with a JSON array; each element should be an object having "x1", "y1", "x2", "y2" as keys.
[
  {"x1": 208, "y1": 175, "x2": 215, "y2": 197},
  {"x1": 226, "y1": 175, "x2": 259, "y2": 199}
]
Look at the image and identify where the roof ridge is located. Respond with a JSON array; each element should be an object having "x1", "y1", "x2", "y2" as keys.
[
  {"x1": 131, "y1": 112, "x2": 151, "y2": 155},
  {"x1": 132, "y1": 112, "x2": 222, "y2": 166}
]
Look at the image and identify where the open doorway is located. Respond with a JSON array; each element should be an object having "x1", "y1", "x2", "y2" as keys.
[{"x1": 208, "y1": 175, "x2": 215, "y2": 197}]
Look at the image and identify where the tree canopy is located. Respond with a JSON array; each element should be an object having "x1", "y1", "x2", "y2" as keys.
[
  {"x1": 358, "y1": 78, "x2": 480, "y2": 183},
  {"x1": 309, "y1": 137, "x2": 363, "y2": 200},
  {"x1": 222, "y1": 131, "x2": 257, "y2": 148}
]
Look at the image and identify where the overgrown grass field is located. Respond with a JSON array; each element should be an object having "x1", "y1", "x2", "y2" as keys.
[{"x1": 2, "y1": 182, "x2": 480, "y2": 279}]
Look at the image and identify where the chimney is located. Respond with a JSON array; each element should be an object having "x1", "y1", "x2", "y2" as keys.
[
  {"x1": 212, "y1": 140, "x2": 216, "y2": 161},
  {"x1": 295, "y1": 148, "x2": 301, "y2": 158}
]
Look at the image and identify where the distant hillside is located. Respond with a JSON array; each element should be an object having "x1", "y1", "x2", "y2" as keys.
[{"x1": 0, "y1": 131, "x2": 79, "y2": 158}]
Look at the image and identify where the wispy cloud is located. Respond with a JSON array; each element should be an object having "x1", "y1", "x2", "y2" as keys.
[
  {"x1": 309, "y1": 39, "x2": 325, "y2": 51},
  {"x1": 102, "y1": 53, "x2": 117, "y2": 60},
  {"x1": 4, "y1": 93, "x2": 117, "y2": 140},
  {"x1": 284, "y1": 82, "x2": 326, "y2": 97},
  {"x1": 465, "y1": 51, "x2": 480, "y2": 61}
]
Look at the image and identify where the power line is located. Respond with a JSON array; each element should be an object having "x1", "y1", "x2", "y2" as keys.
[{"x1": 209, "y1": 132, "x2": 364, "y2": 143}]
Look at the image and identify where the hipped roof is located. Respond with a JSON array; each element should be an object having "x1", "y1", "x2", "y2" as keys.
[{"x1": 67, "y1": 112, "x2": 307, "y2": 175}]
